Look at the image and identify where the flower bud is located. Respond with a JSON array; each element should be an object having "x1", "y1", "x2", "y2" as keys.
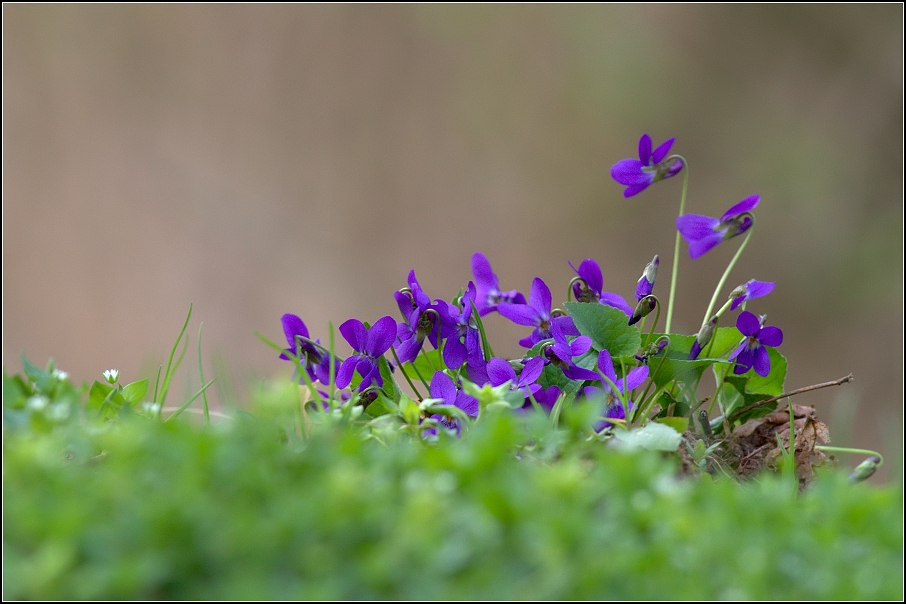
[
  {"x1": 848, "y1": 456, "x2": 881, "y2": 483},
  {"x1": 628, "y1": 296, "x2": 656, "y2": 326},
  {"x1": 635, "y1": 255, "x2": 659, "y2": 300},
  {"x1": 688, "y1": 318, "x2": 717, "y2": 360},
  {"x1": 103, "y1": 369, "x2": 119, "y2": 385}
]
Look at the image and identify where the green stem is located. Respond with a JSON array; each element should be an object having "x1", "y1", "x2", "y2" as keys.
[
  {"x1": 702, "y1": 219, "x2": 755, "y2": 326},
  {"x1": 665, "y1": 155, "x2": 688, "y2": 334},
  {"x1": 815, "y1": 446, "x2": 884, "y2": 466}
]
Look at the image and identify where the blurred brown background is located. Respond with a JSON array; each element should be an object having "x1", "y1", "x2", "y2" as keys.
[{"x1": 3, "y1": 5, "x2": 902, "y2": 476}]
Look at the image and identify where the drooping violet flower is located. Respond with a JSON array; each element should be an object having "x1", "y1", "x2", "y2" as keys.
[
  {"x1": 628, "y1": 297, "x2": 656, "y2": 327},
  {"x1": 486, "y1": 356, "x2": 544, "y2": 399},
  {"x1": 729, "y1": 311, "x2": 783, "y2": 377},
  {"x1": 635, "y1": 255, "x2": 659, "y2": 300},
  {"x1": 544, "y1": 320, "x2": 598, "y2": 381},
  {"x1": 688, "y1": 317, "x2": 717, "y2": 360},
  {"x1": 394, "y1": 270, "x2": 440, "y2": 363},
  {"x1": 729, "y1": 279, "x2": 776, "y2": 311},
  {"x1": 498, "y1": 277, "x2": 580, "y2": 347},
  {"x1": 568, "y1": 259, "x2": 633, "y2": 316},
  {"x1": 610, "y1": 134, "x2": 683, "y2": 198},
  {"x1": 471, "y1": 252, "x2": 526, "y2": 316},
  {"x1": 424, "y1": 370, "x2": 479, "y2": 436},
  {"x1": 676, "y1": 195, "x2": 759, "y2": 259},
  {"x1": 280, "y1": 313, "x2": 337, "y2": 385},
  {"x1": 336, "y1": 316, "x2": 397, "y2": 391},
  {"x1": 434, "y1": 282, "x2": 484, "y2": 369},
  {"x1": 583, "y1": 349, "x2": 649, "y2": 430}
]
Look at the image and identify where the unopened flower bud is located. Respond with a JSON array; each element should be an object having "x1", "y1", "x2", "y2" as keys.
[
  {"x1": 628, "y1": 296, "x2": 656, "y2": 326},
  {"x1": 848, "y1": 456, "x2": 881, "y2": 483},
  {"x1": 103, "y1": 369, "x2": 119, "y2": 384},
  {"x1": 688, "y1": 318, "x2": 717, "y2": 360},
  {"x1": 635, "y1": 255, "x2": 660, "y2": 300}
]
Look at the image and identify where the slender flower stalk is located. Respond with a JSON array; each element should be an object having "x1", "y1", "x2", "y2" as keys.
[
  {"x1": 702, "y1": 226, "x2": 754, "y2": 326},
  {"x1": 665, "y1": 155, "x2": 688, "y2": 334}
]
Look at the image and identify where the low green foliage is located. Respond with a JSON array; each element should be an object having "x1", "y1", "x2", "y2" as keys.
[{"x1": 3, "y1": 363, "x2": 902, "y2": 600}]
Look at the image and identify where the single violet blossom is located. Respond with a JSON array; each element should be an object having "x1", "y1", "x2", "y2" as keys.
[
  {"x1": 729, "y1": 279, "x2": 775, "y2": 311},
  {"x1": 583, "y1": 349, "x2": 649, "y2": 431},
  {"x1": 611, "y1": 134, "x2": 683, "y2": 198},
  {"x1": 729, "y1": 311, "x2": 783, "y2": 377},
  {"x1": 424, "y1": 370, "x2": 479, "y2": 436},
  {"x1": 279, "y1": 313, "x2": 337, "y2": 385},
  {"x1": 498, "y1": 277, "x2": 580, "y2": 348},
  {"x1": 336, "y1": 315, "x2": 397, "y2": 391},
  {"x1": 568, "y1": 259, "x2": 633, "y2": 316},
  {"x1": 485, "y1": 356, "x2": 544, "y2": 400},
  {"x1": 544, "y1": 320, "x2": 598, "y2": 381},
  {"x1": 434, "y1": 282, "x2": 484, "y2": 369},
  {"x1": 394, "y1": 270, "x2": 439, "y2": 363},
  {"x1": 471, "y1": 252, "x2": 526, "y2": 316},
  {"x1": 676, "y1": 195, "x2": 759, "y2": 259}
]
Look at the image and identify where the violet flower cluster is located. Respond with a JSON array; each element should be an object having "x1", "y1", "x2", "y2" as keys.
[{"x1": 274, "y1": 132, "x2": 787, "y2": 440}]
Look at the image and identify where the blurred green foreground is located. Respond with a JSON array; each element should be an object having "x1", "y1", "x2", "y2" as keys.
[{"x1": 3, "y1": 374, "x2": 902, "y2": 600}]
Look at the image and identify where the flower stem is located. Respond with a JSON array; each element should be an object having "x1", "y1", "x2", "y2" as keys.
[
  {"x1": 702, "y1": 218, "x2": 755, "y2": 326},
  {"x1": 665, "y1": 155, "x2": 688, "y2": 334}
]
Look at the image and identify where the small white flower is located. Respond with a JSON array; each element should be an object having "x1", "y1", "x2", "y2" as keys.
[
  {"x1": 27, "y1": 395, "x2": 49, "y2": 411},
  {"x1": 140, "y1": 402, "x2": 161, "y2": 416},
  {"x1": 103, "y1": 369, "x2": 119, "y2": 384},
  {"x1": 52, "y1": 369, "x2": 68, "y2": 380}
]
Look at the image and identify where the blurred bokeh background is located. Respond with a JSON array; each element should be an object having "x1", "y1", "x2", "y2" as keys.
[{"x1": 3, "y1": 5, "x2": 902, "y2": 478}]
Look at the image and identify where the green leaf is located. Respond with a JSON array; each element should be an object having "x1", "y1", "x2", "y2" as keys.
[
  {"x1": 363, "y1": 393, "x2": 395, "y2": 417},
  {"x1": 742, "y1": 348, "x2": 787, "y2": 396},
  {"x1": 88, "y1": 380, "x2": 113, "y2": 409},
  {"x1": 564, "y1": 302, "x2": 641, "y2": 358},
  {"x1": 611, "y1": 421, "x2": 683, "y2": 452},
  {"x1": 20, "y1": 354, "x2": 50, "y2": 393},
  {"x1": 647, "y1": 333, "x2": 733, "y2": 389},
  {"x1": 401, "y1": 349, "x2": 442, "y2": 382},
  {"x1": 400, "y1": 395, "x2": 422, "y2": 426},
  {"x1": 121, "y1": 379, "x2": 149, "y2": 404},
  {"x1": 654, "y1": 416, "x2": 689, "y2": 433}
]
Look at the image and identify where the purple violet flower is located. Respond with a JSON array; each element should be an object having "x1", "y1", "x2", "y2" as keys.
[
  {"x1": 518, "y1": 385, "x2": 562, "y2": 414},
  {"x1": 544, "y1": 320, "x2": 598, "y2": 381},
  {"x1": 336, "y1": 316, "x2": 397, "y2": 391},
  {"x1": 498, "y1": 277, "x2": 580, "y2": 348},
  {"x1": 676, "y1": 195, "x2": 760, "y2": 259},
  {"x1": 394, "y1": 270, "x2": 440, "y2": 363},
  {"x1": 729, "y1": 311, "x2": 783, "y2": 377},
  {"x1": 424, "y1": 370, "x2": 479, "y2": 436},
  {"x1": 472, "y1": 252, "x2": 526, "y2": 316},
  {"x1": 568, "y1": 259, "x2": 634, "y2": 316},
  {"x1": 434, "y1": 282, "x2": 484, "y2": 369},
  {"x1": 279, "y1": 314, "x2": 337, "y2": 385},
  {"x1": 729, "y1": 279, "x2": 776, "y2": 311},
  {"x1": 486, "y1": 356, "x2": 544, "y2": 400},
  {"x1": 610, "y1": 134, "x2": 683, "y2": 198},
  {"x1": 583, "y1": 349, "x2": 649, "y2": 430}
]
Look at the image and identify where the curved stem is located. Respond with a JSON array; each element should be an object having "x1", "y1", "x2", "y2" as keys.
[
  {"x1": 815, "y1": 446, "x2": 884, "y2": 468},
  {"x1": 702, "y1": 218, "x2": 755, "y2": 326},
  {"x1": 644, "y1": 297, "x2": 661, "y2": 348},
  {"x1": 665, "y1": 154, "x2": 688, "y2": 334}
]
